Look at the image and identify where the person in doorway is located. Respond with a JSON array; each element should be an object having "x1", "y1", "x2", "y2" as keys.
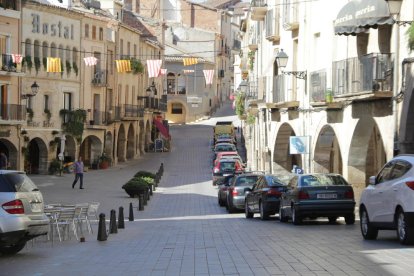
[
  {"x1": 0, "y1": 151, "x2": 8, "y2": 170},
  {"x1": 72, "y1": 156, "x2": 84, "y2": 189}
]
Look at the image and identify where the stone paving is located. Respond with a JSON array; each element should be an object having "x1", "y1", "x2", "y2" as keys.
[{"x1": 0, "y1": 102, "x2": 414, "y2": 276}]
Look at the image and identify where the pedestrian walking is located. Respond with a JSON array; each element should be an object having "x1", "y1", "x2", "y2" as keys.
[
  {"x1": 72, "y1": 156, "x2": 84, "y2": 189},
  {"x1": 0, "y1": 151, "x2": 7, "y2": 170}
]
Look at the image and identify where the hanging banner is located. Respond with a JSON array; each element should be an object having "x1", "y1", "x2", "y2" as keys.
[
  {"x1": 47, "y1": 57, "x2": 62, "y2": 72},
  {"x1": 203, "y1": 69, "x2": 214, "y2": 85},
  {"x1": 147, "y1": 59, "x2": 162, "y2": 78},
  {"x1": 183, "y1": 57, "x2": 198, "y2": 66},
  {"x1": 115, "y1": 60, "x2": 131, "y2": 73},
  {"x1": 84, "y1": 56, "x2": 98, "y2": 66}
]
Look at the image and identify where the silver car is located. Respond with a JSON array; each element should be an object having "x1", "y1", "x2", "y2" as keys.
[{"x1": 0, "y1": 171, "x2": 49, "y2": 255}]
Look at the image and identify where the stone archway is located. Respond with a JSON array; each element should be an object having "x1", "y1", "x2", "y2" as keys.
[
  {"x1": 348, "y1": 118, "x2": 386, "y2": 200},
  {"x1": 314, "y1": 125, "x2": 342, "y2": 174},
  {"x1": 126, "y1": 124, "x2": 135, "y2": 159},
  {"x1": 26, "y1": 138, "x2": 48, "y2": 174},
  {"x1": 80, "y1": 135, "x2": 103, "y2": 169},
  {"x1": 0, "y1": 139, "x2": 18, "y2": 170},
  {"x1": 273, "y1": 123, "x2": 302, "y2": 173},
  {"x1": 56, "y1": 135, "x2": 77, "y2": 163},
  {"x1": 117, "y1": 124, "x2": 126, "y2": 162}
]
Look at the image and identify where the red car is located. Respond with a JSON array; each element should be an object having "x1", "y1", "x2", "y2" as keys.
[{"x1": 212, "y1": 159, "x2": 244, "y2": 186}]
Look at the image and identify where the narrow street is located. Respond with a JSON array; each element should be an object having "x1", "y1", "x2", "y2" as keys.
[{"x1": 0, "y1": 103, "x2": 413, "y2": 276}]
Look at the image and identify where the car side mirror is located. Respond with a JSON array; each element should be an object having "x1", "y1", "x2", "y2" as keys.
[{"x1": 369, "y1": 176, "x2": 376, "y2": 185}]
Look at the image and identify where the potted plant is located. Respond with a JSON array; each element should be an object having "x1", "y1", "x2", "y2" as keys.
[
  {"x1": 134, "y1": 170, "x2": 156, "y2": 179},
  {"x1": 42, "y1": 57, "x2": 47, "y2": 70},
  {"x1": 98, "y1": 153, "x2": 111, "y2": 169},
  {"x1": 122, "y1": 177, "x2": 150, "y2": 198}
]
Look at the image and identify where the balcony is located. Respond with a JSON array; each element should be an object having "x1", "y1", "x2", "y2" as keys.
[
  {"x1": 91, "y1": 70, "x2": 107, "y2": 86},
  {"x1": 332, "y1": 53, "x2": 393, "y2": 101},
  {"x1": 248, "y1": 33, "x2": 258, "y2": 51},
  {"x1": 265, "y1": 9, "x2": 280, "y2": 44},
  {"x1": 122, "y1": 104, "x2": 144, "y2": 119},
  {"x1": 0, "y1": 104, "x2": 26, "y2": 122},
  {"x1": 87, "y1": 111, "x2": 112, "y2": 126},
  {"x1": 0, "y1": 54, "x2": 25, "y2": 77},
  {"x1": 310, "y1": 69, "x2": 327, "y2": 103},
  {"x1": 251, "y1": 0, "x2": 267, "y2": 21},
  {"x1": 282, "y1": 1, "x2": 299, "y2": 31},
  {"x1": 269, "y1": 75, "x2": 299, "y2": 109}
]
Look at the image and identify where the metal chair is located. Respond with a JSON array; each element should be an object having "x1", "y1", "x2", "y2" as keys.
[{"x1": 52, "y1": 207, "x2": 78, "y2": 241}]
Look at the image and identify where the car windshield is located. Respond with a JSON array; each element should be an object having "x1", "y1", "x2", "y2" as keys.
[
  {"x1": 220, "y1": 162, "x2": 236, "y2": 172},
  {"x1": 0, "y1": 173, "x2": 38, "y2": 192},
  {"x1": 215, "y1": 144, "x2": 236, "y2": 152},
  {"x1": 235, "y1": 175, "x2": 259, "y2": 186},
  {"x1": 300, "y1": 175, "x2": 348, "y2": 187},
  {"x1": 267, "y1": 176, "x2": 287, "y2": 186}
]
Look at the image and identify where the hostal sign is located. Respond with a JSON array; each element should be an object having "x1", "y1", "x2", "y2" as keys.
[{"x1": 31, "y1": 14, "x2": 74, "y2": 40}]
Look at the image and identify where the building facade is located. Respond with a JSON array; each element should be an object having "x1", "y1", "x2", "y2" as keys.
[{"x1": 239, "y1": 0, "x2": 414, "y2": 201}]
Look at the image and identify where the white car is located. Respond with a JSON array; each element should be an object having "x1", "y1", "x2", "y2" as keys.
[{"x1": 359, "y1": 155, "x2": 414, "y2": 245}]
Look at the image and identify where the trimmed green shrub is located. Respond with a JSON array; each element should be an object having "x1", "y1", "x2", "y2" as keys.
[{"x1": 134, "y1": 171, "x2": 156, "y2": 179}]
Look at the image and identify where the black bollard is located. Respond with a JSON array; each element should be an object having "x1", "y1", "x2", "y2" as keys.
[
  {"x1": 128, "y1": 202, "x2": 134, "y2": 221},
  {"x1": 118, "y1": 207, "x2": 125, "y2": 229},
  {"x1": 109, "y1": 209, "x2": 118, "y2": 234},
  {"x1": 138, "y1": 194, "x2": 144, "y2": 211},
  {"x1": 152, "y1": 183, "x2": 156, "y2": 191},
  {"x1": 160, "y1": 163, "x2": 164, "y2": 176},
  {"x1": 146, "y1": 188, "x2": 150, "y2": 201},
  {"x1": 97, "y1": 213, "x2": 107, "y2": 241},
  {"x1": 149, "y1": 184, "x2": 153, "y2": 196},
  {"x1": 143, "y1": 191, "x2": 148, "y2": 206}
]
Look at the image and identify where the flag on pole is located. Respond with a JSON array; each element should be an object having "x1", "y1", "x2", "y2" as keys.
[
  {"x1": 47, "y1": 57, "x2": 62, "y2": 72},
  {"x1": 160, "y1": 69, "x2": 167, "y2": 76},
  {"x1": 12, "y1": 54, "x2": 23, "y2": 64},
  {"x1": 115, "y1": 60, "x2": 131, "y2": 73},
  {"x1": 203, "y1": 69, "x2": 214, "y2": 85},
  {"x1": 84, "y1": 56, "x2": 98, "y2": 66},
  {"x1": 183, "y1": 57, "x2": 198, "y2": 66},
  {"x1": 183, "y1": 70, "x2": 194, "y2": 74},
  {"x1": 147, "y1": 59, "x2": 162, "y2": 78}
]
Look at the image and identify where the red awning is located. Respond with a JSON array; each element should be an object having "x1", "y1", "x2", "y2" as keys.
[{"x1": 154, "y1": 119, "x2": 170, "y2": 139}]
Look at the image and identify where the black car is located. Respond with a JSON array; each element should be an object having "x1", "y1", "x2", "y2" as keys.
[
  {"x1": 279, "y1": 173, "x2": 356, "y2": 225},
  {"x1": 245, "y1": 174, "x2": 293, "y2": 220},
  {"x1": 217, "y1": 175, "x2": 234, "y2": 207}
]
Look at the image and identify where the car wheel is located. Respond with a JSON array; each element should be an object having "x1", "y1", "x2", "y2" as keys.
[
  {"x1": 218, "y1": 194, "x2": 224, "y2": 207},
  {"x1": 360, "y1": 207, "x2": 378, "y2": 240},
  {"x1": 279, "y1": 204, "x2": 288, "y2": 223},
  {"x1": 345, "y1": 214, "x2": 355, "y2": 225},
  {"x1": 0, "y1": 240, "x2": 26, "y2": 255},
  {"x1": 328, "y1": 217, "x2": 337, "y2": 224},
  {"x1": 396, "y1": 209, "x2": 414, "y2": 245},
  {"x1": 259, "y1": 201, "x2": 269, "y2": 220},
  {"x1": 292, "y1": 206, "x2": 302, "y2": 225},
  {"x1": 245, "y1": 201, "x2": 253, "y2": 219}
]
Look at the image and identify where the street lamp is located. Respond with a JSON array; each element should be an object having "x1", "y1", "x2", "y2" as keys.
[
  {"x1": 385, "y1": 0, "x2": 412, "y2": 25},
  {"x1": 276, "y1": 49, "x2": 307, "y2": 80},
  {"x1": 21, "y1": 81, "x2": 39, "y2": 99}
]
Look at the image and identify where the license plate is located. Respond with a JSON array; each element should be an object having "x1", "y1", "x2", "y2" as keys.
[
  {"x1": 31, "y1": 203, "x2": 42, "y2": 212},
  {"x1": 317, "y1": 193, "x2": 337, "y2": 199}
]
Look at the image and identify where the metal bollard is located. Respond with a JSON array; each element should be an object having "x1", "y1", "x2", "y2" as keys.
[
  {"x1": 149, "y1": 184, "x2": 153, "y2": 196},
  {"x1": 137, "y1": 194, "x2": 144, "y2": 210},
  {"x1": 118, "y1": 207, "x2": 125, "y2": 229},
  {"x1": 97, "y1": 213, "x2": 107, "y2": 241},
  {"x1": 128, "y1": 202, "x2": 134, "y2": 221},
  {"x1": 109, "y1": 209, "x2": 118, "y2": 234},
  {"x1": 143, "y1": 191, "x2": 148, "y2": 206},
  {"x1": 146, "y1": 188, "x2": 150, "y2": 201},
  {"x1": 152, "y1": 183, "x2": 156, "y2": 191}
]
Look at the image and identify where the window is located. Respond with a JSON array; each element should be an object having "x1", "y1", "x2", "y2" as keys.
[
  {"x1": 127, "y1": 42, "x2": 130, "y2": 57},
  {"x1": 92, "y1": 25, "x2": 96, "y2": 40},
  {"x1": 99, "y1": 27, "x2": 103, "y2": 41},
  {"x1": 66, "y1": 46, "x2": 71, "y2": 65},
  {"x1": 72, "y1": 47, "x2": 78, "y2": 66},
  {"x1": 84, "y1": 24, "x2": 89, "y2": 38},
  {"x1": 389, "y1": 160, "x2": 412, "y2": 180},
  {"x1": 120, "y1": 39, "x2": 124, "y2": 57},
  {"x1": 171, "y1": 103, "x2": 182, "y2": 114},
  {"x1": 63, "y1": 92, "x2": 72, "y2": 110},
  {"x1": 58, "y1": 44, "x2": 64, "y2": 64},
  {"x1": 25, "y1": 39, "x2": 31, "y2": 57},
  {"x1": 50, "y1": 43, "x2": 57, "y2": 57},
  {"x1": 44, "y1": 95, "x2": 49, "y2": 111},
  {"x1": 134, "y1": 44, "x2": 137, "y2": 58},
  {"x1": 42, "y1": 42, "x2": 48, "y2": 61},
  {"x1": 0, "y1": 35, "x2": 8, "y2": 55},
  {"x1": 377, "y1": 161, "x2": 394, "y2": 184},
  {"x1": 34, "y1": 40, "x2": 40, "y2": 60},
  {"x1": 108, "y1": 50, "x2": 113, "y2": 75}
]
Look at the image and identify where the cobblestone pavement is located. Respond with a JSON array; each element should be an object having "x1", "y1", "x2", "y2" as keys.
[{"x1": 1, "y1": 102, "x2": 414, "y2": 276}]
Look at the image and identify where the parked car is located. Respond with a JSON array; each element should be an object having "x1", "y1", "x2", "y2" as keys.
[
  {"x1": 226, "y1": 173, "x2": 262, "y2": 213},
  {"x1": 279, "y1": 173, "x2": 355, "y2": 225},
  {"x1": 245, "y1": 174, "x2": 294, "y2": 220},
  {"x1": 212, "y1": 143, "x2": 238, "y2": 162},
  {"x1": 0, "y1": 170, "x2": 49, "y2": 255},
  {"x1": 214, "y1": 154, "x2": 244, "y2": 168},
  {"x1": 217, "y1": 175, "x2": 234, "y2": 207},
  {"x1": 212, "y1": 151, "x2": 239, "y2": 166},
  {"x1": 359, "y1": 155, "x2": 414, "y2": 244},
  {"x1": 212, "y1": 159, "x2": 244, "y2": 186}
]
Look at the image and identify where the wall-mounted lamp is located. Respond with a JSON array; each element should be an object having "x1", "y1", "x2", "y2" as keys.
[
  {"x1": 276, "y1": 49, "x2": 307, "y2": 80},
  {"x1": 21, "y1": 82, "x2": 39, "y2": 99},
  {"x1": 385, "y1": 0, "x2": 413, "y2": 25}
]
